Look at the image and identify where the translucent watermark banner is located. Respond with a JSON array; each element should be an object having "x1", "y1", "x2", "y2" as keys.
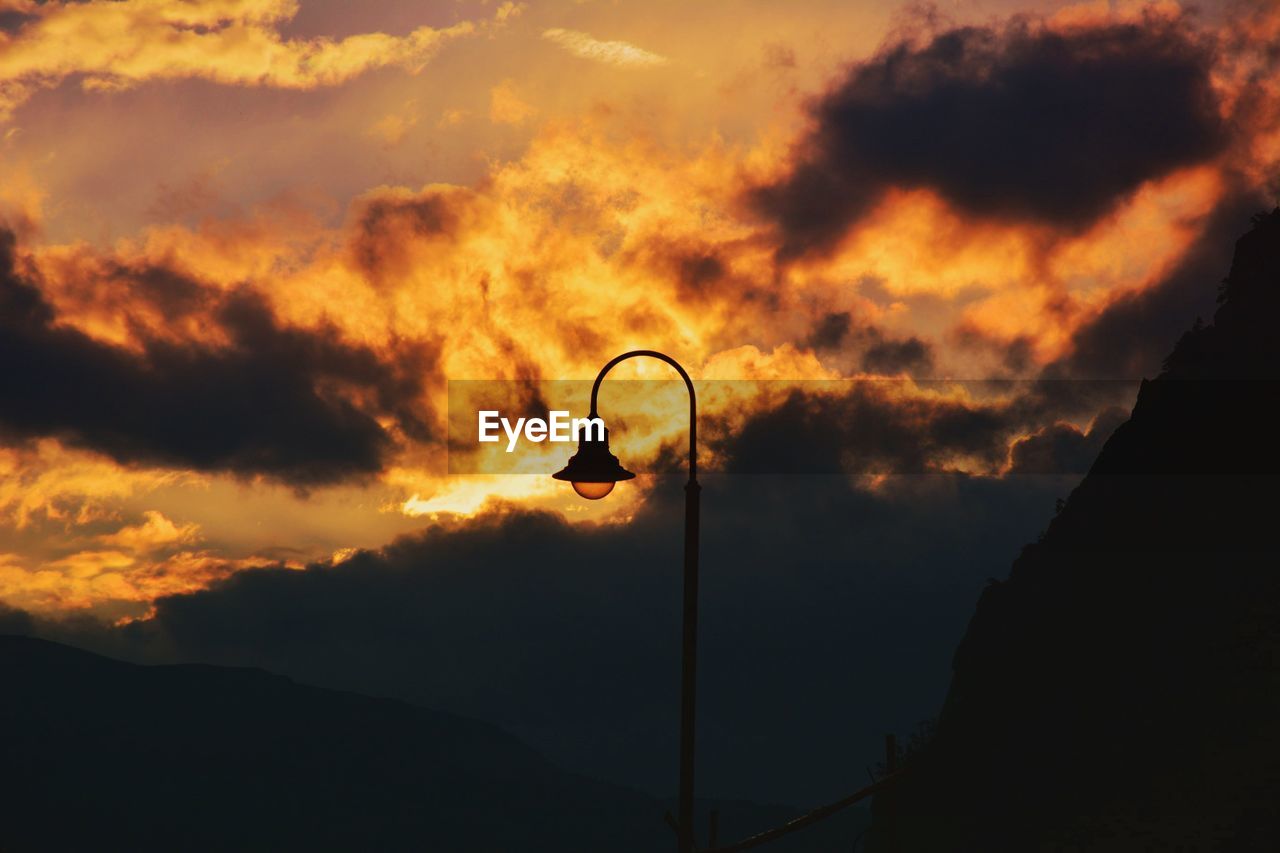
[{"x1": 447, "y1": 379, "x2": 1148, "y2": 476}]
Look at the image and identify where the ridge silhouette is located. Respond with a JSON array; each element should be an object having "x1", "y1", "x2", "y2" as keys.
[
  {"x1": 865, "y1": 209, "x2": 1280, "y2": 851},
  {"x1": 0, "y1": 635, "x2": 859, "y2": 852}
]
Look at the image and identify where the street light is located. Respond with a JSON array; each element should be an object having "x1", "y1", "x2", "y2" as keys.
[
  {"x1": 551, "y1": 426, "x2": 634, "y2": 500},
  {"x1": 552, "y1": 350, "x2": 701, "y2": 853}
]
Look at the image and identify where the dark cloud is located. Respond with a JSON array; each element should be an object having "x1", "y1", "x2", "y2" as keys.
[
  {"x1": 714, "y1": 384, "x2": 1011, "y2": 474},
  {"x1": 1005, "y1": 405, "x2": 1128, "y2": 474},
  {"x1": 860, "y1": 330, "x2": 935, "y2": 375},
  {"x1": 351, "y1": 190, "x2": 462, "y2": 277},
  {"x1": 618, "y1": 238, "x2": 782, "y2": 323},
  {"x1": 676, "y1": 252, "x2": 727, "y2": 299},
  {"x1": 0, "y1": 229, "x2": 433, "y2": 485},
  {"x1": 0, "y1": 8, "x2": 37, "y2": 34},
  {"x1": 28, "y1": 472, "x2": 1072, "y2": 807},
  {"x1": 804, "y1": 311, "x2": 852, "y2": 349},
  {"x1": 110, "y1": 263, "x2": 210, "y2": 319},
  {"x1": 953, "y1": 326, "x2": 1038, "y2": 376},
  {"x1": 804, "y1": 313, "x2": 935, "y2": 375},
  {"x1": 711, "y1": 379, "x2": 1138, "y2": 475},
  {"x1": 754, "y1": 15, "x2": 1228, "y2": 258}
]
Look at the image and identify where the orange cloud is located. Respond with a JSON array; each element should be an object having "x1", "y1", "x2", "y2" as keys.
[
  {"x1": 0, "y1": 0, "x2": 491, "y2": 121},
  {"x1": 98, "y1": 510, "x2": 199, "y2": 553},
  {"x1": 3, "y1": 1, "x2": 1277, "y2": 619},
  {"x1": 489, "y1": 79, "x2": 537, "y2": 125},
  {"x1": 0, "y1": 440, "x2": 190, "y2": 529},
  {"x1": 1, "y1": 99, "x2": 1251, "y2": 490},
  {"x1": 0, "y1": 547, "x2": 271, "y2": 614}
]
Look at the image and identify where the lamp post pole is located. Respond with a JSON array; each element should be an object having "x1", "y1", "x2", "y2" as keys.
[{"x1": 588, "y1": 351, "x2": 700, "y2": 853}]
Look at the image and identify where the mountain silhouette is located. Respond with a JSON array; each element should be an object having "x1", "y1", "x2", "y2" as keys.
[
  {"x1": 865, "y1": 210, "x2": 1280, "y2": 851},
  {"x1": 0, "y1": 635, "x2": 864, "y2": 852}
]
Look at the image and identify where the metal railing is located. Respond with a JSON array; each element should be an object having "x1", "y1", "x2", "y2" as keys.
[{"x1": 666, "y1": 734, "x2": 909, "y2": 853}]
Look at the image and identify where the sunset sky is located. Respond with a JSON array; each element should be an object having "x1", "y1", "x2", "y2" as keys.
[{"x1": 2, "y1": 0, "x2": 1279, "y2": 804}]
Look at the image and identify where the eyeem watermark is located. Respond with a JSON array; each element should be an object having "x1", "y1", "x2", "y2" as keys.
[
  {"x1": 450, "y1": 378, "x2": 1144, "y2": 474},
  {"x1": 478, "y1": 410, "x2": 604, "y2": 452}
]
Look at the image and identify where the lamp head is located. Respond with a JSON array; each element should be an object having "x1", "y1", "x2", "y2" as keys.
[{"x1": 552, "y1": 425, "x2": 635, "y2": 500}]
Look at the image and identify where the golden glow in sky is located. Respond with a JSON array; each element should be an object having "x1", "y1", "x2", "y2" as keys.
[{"x1": 1, "y1": 0, "x2": 1277, "y2": 619}]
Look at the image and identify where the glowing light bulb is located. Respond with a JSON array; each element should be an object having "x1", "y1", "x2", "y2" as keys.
[{"x1": 571, "y1": 481, "x2": 616, "y2": 500}]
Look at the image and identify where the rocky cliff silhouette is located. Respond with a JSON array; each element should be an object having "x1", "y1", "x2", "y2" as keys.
[{"x1": 867, "y1": 209, "x2": 1280, "y2": 852}]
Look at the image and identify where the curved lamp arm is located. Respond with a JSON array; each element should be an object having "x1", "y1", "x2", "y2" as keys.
[{"x1": 589, "y1": 350, "x2": 697, "y2": 483}]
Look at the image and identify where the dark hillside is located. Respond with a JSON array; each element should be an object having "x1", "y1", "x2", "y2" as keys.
[
  {"x1": 0, "y1": 634, "x2": 863, "y2": 852},
  {"x1": 0, "y1": 634, "x2": 668, "y2": 852},
  {"x1": 868, "y1": 210, "x2": 1280, "y2": 851}
]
